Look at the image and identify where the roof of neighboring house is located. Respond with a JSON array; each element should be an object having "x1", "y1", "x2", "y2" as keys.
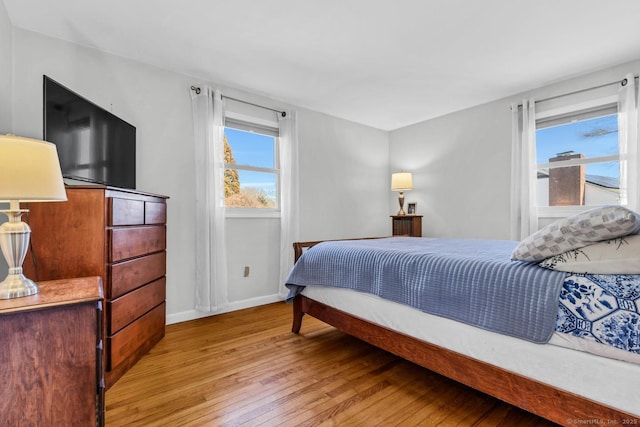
[{"x1": 585, "y1": 174, "x2": 619, "y2": 189}]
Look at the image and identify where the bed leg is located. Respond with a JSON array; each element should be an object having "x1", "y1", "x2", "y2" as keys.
[{"x1": 292, "y1": 296, "x2": 305, "y2": 334}]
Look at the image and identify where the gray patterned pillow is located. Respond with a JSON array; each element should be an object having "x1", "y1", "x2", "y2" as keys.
[{"x1": 511, "y1": 206, "x2": 640, "y2": 262}]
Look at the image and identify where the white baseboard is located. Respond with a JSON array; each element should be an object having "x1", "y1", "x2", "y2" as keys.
[{"x1": 166, "y1": 293, "x2": 285, "y2": 325}]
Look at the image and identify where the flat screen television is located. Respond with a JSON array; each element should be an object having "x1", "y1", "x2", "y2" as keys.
[{"x1": 43, "y1": 75, "x2": 136, "y2": 189}]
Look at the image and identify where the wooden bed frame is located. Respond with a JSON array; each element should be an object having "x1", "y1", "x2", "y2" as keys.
[{"x1": 290, "y1": 240, "x2": 637, "y2": 425}]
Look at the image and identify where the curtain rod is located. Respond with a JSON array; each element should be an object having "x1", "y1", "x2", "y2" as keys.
[
  {"x1": 515, "y1": 75, "x2": 638, "y2": 109},
  {"x1": 190, "y1": 86, "x2": 286, "y2": 117},
  {"x1": 222, "y1": 95, "x2": 286, "y2": 118}
]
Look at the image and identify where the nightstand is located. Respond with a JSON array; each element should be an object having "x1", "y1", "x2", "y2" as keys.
[
  {"x1": 0, "y1": 277, "x2": 104, "y2": 425},
  {"x1": 391, "y1": 215, "x2": 423, "y2": 237}
]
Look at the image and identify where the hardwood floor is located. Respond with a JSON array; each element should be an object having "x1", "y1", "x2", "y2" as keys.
[{"x1": 105, "y1": 302, "x2": 557, "y2": 426}]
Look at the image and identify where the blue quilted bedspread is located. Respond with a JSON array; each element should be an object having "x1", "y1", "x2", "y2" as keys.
[
  {"x1": 285, "y1": 237, "x2": 567, "y2": 343},
  {"x1": 556, "y1": 274, "x2": 640, "y2": 355}
]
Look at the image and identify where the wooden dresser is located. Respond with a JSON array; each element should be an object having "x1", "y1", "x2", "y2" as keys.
[
  {"x1": 24, "y1": 185, "x2": 168, "y2": 388},
  {"x1": 0, "y1": 277, "x2": 104, "y2": 426}
]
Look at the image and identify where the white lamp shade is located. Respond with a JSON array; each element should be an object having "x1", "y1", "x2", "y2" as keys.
[
  {"x1": 0, "y1": 135, "x2": 67, "y2": 202},
  {"x1": 391, "y1": 172, "x2": 413, "y2": 191}
]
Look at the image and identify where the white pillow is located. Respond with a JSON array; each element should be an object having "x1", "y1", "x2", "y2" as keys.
[
  {"x1": 511, "y1": 206, "x2": 640, "y2": 262},
  {"x1": 539, "y1": 235, "x2": 640, "y2": 274}
]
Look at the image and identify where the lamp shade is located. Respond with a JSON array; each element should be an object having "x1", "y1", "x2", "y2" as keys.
[
  {"x1": 391, "y1": 172, "x2": 413, "y2": 191},
  {"x1": 0, "y1": 135, "x2": 67, "y2": 202}
]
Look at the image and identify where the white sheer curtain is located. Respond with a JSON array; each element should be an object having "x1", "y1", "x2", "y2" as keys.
[
  {"x1": 278, "y1": 110, "x2": 299, "y2": 297},
  {"x1": 510, "y1": 99, "x2": 538, "y2": 240},
  {"x1": 191, "y1": 87, "x2": 228, "y2": 312},
  {"x1": 618, "y1": 73, "x2": 639, "y2": 211}
]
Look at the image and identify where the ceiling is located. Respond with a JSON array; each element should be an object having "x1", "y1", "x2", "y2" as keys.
[{"x1": 5, "y1": 0, "x2": 640, "y2": 131}]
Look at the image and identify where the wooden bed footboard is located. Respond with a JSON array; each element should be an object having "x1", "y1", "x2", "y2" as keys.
[{"x1": 292, "y1": 294, "x2": 635, "y2": 425}]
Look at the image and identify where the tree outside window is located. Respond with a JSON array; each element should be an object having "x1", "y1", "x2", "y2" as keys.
[{"x1": 224, "y1": 128, "x2": 278, "y2": 209}]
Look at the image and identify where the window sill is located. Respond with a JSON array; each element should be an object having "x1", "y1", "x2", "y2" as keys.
[{"x1": 225, "y1": 208, "x2": 281, "y2": 219}]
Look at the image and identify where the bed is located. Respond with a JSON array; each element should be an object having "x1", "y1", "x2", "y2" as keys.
[{"x1": 285, "y1": 207, "x2": 640, "y2": 425}]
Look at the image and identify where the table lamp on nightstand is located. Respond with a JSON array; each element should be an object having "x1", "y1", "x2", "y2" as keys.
[
  {"x1": 391, "y1": 172, "x2": 413, "y2": 216},
  {"x1": 0, "y1": 135, "x2": 67, "y2": 299}
]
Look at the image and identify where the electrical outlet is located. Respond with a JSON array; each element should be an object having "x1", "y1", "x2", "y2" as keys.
[{"x1": 244, "y1": 266, "x2": 250, "y2": 277}]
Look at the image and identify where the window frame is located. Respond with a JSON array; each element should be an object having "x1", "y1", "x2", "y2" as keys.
[
  {"x1": 223, "y1": 111, "x2": 281, "y2": 218},
  {"x1": 534, "y1": 95, "x2": 625, "y2": 217}
]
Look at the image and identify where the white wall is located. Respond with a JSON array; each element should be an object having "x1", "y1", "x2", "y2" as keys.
[
  {"x1": 390, "y1": 59, "x2": 640, "y2": 240},
  {"x1": 7, "y1": 27, "x2": 390, "y2": 323},
  {"x1": 390, "y1": 101, "x2": 511, "y2": 239},
  {"x1": 0, "y1": 1, "x2": 11, "y2": 134},
  {"x1": 226, "y1": 218, "x2": 280, "y2": 304},
  {"x1": 0, "y1": 1, "x2": 12, "y2": 276},
  {"x1": 297, "y1": 108, "x2": 390, "y2": 241}
]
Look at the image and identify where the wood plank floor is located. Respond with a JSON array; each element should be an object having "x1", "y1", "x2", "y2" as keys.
[{"x1": 105, "y1": 302, "x2": 558, "y2": 426}]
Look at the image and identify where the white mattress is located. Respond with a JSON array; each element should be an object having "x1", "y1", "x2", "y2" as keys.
[
  {"x1": 301, "y1": 286, "x2": 640, "y2": 416},
  {"x1": 550, "y1": 330, "x2": 640, "y2": 365}
]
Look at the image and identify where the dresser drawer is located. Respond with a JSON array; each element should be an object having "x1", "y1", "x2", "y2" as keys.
[
  {"x1": 145, "y1": 201, "x2": 166, "y2": 225},
  {"x1": 109, "y1": 198, "x2": 145, "y2": 226},
  {"x1": 108, "y1": 252, "x2": 166, "y2": 299},
  {"x1": 108, "y1": 302, "x2": 165, "y2": 370},
  {"x1": 108, "y1": 278, "x2": 166, "y2": 334},
  {"x1": 109, "y1": 226, "x2": 166, "y2": 263}
]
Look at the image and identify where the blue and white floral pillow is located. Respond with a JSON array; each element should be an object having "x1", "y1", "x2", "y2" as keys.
[
  {"x1": 511, "y1": 206, "x2": 640, "y2": 262},
  {"x1": 555, "y1": 274, "x2": 640, "y2": 356},
  {"x1": 540, "y1": 235, "x2": 640, "y2": 274}
]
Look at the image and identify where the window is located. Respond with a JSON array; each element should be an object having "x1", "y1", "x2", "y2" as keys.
[
  {"x1": 535, "y1": 98, "x2": 623, "y2": 216},
  {"x1": 536, "y1": 109, "x2": 620, "y2": 206},
  {"x1": 512, "y1": 78, "x2": 639, "y2": 239},
  {"x1": 223, "y1": 115, "x2": 280, "y2": 212}
]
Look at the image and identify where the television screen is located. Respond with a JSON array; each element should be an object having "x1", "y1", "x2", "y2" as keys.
[{"x1": 43, "y1": 76, "x2": 136, "y2": 189}]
